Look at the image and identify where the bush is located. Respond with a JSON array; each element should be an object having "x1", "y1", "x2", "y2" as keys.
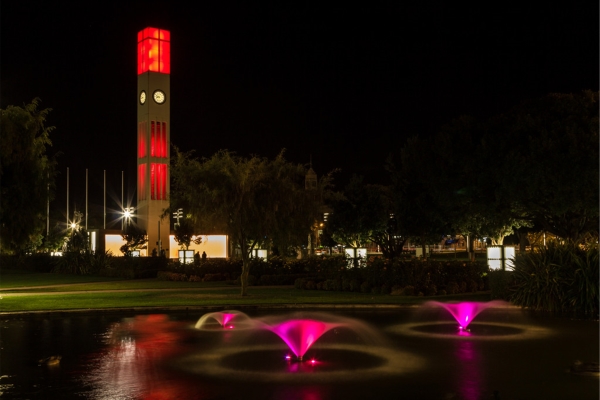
[
  {"x1": 294, "y1": 278, "x2": 306, "y2": 290},
  {"x1": 445, "y1": 281, "x2": 460, "y2": 295},
  {"x1": 360, "y1": 281, "x2": 371, "y2": 293},
  {"x1": 403, "y1": 285, "x2": 416, "y2": 296},
  {"x1": 488, "y1": 270, "x2": 513, "y2": 300},
  {"x1": 510, "y1": 241, "x2": 599, "y2": 317}
]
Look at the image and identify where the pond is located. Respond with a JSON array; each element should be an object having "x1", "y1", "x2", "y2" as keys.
[{"x1": 1, "y1": 304, "x2": 598, "y2": 400}]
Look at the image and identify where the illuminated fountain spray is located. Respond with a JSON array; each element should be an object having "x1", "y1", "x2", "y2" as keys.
[
  {"x1": 195, "y1": 310, "x2": 254, "y2": 330},
  {"x1": 264, "y1": 319, "x2": 344, "y2": 362},
  {"x1": 426, "y1": 301, "x2": 507, "y2": 331}
]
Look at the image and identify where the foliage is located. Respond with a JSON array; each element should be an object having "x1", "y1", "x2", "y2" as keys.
[
  {"x1": 267, "y1": 256, "x2": 488, "y2": 297},
  {"x1": 388, "y1": 137, "x2": 451, "y2": 251},
  {"x1": 173, "y1": 217, "x2": 202, "y2": 250},
  {"x1": 388, "y1": 91, "x2": 598, "y2": 252},
  {"x1": 52, "y1": 250, "x2": 93, "y2": 275},
  {"x1": 495, "y1": 90, "x2": 599, "y2": 241},
  {"x1": 487, "y1": 270, "x2": 513, "y2": 300},
  {"x1": 509, "y1": 241, "x2": 599, "y2": 317},
  {"x1": 168, "y1": 148, "x2": 333, "y2": 295},
  {"x1": 0, "y1": 98, "x2": 58, "y2": 254},
  {"x1": 324, "y1": 175, "x2": 406, "y2": 259},
  {"x1": 65, "y1": 228, "x2": 90, "y2": 253},
  {"x1": 0, "y1": 253, "x2": 55, "y2": 272},
  {"x1": 40, "y1": 225, "x2": 68, "y2": 253},
  {"x1": 120, "y1": 224, "x2": 148, "y2": 256}
]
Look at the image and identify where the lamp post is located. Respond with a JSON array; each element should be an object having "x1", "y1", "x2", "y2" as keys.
[{"x1": 123, "y1": 207, "x2": 134, "y2": 228}]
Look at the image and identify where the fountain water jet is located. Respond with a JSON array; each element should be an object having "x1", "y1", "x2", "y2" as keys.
[
  {"x1": 425, "y1": 300, "x2": 508, "y2": 330},
  {"x1": 264, "y1": 318, "x2": 344, "y2": 361},
  {"x1": 194, "y1": 310, "x2": 254, "y2": 330}
]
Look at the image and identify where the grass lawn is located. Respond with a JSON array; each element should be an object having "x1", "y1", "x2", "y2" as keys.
[
  {"x1": 0, "y1": 270, "x2": 492, "y2": 313},
  {"x1": 0, "y1": 269, "x2": 127, "y2": 288}
]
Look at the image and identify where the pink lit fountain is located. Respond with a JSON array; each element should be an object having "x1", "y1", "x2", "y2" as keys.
[
  {"x1": 195, "y1": 310, "x2": 254, "y2": 330},
  {"x1": 264, "y1": 318, "x2": 344, "y2": 362},
  {"x1": 425, "y1": 301, "x2": 507, "y2": 332}
]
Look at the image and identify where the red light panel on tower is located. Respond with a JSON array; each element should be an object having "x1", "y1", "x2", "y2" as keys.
[
  {"x1": 150, "y1": 163, "x2": 168, "y2": 200},
  {"x1": 137, "y1": 27, "x2": 171, "y2": 74}
]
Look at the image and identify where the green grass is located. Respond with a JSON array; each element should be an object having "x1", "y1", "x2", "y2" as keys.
[
  {"x1": 1, "y1": 278, "x2": 230, "y2": 293},
  {"x1": 0, "y1": 270, "x2": 126, "y2": 288},
  {"x1": 0, "y1": 270, "x2": 492, "y2": 313}
]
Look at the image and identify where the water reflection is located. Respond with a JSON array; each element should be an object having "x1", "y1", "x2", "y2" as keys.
[
  {"x1": 82, "y1": 314, "x2": 190, "y2": 400},
  {"x1": 1, "y1": 309, "x2": 598, "y2": 400},
  {"x1": 454, "y1": 340, "x2": 483, "y2": 400}
]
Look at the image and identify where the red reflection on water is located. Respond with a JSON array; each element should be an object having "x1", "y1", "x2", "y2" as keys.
[
  {"x1": 266, "y1": 319, "x2": 341, "y2": 359},
  {"x1": 286, "y1": 357, "x2": 321, "y2": 373},
  {"x1": 86, "y1": 314, "x2": 195, "y2": 399}
]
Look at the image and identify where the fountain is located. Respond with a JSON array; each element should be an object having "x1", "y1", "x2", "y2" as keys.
[
  {"x1": 262, "y1": 318, "x2": 344, "y2": 361},
  {"x1": 183, "y1": 310, "x2": 426, "y2": 381},
  {"x1": 2, "y1": 308, "x2": 597, "y2": 399},
  {"x1": 194, "y1": 310, "x2": 255, "y2": 330},
  {"x1": 425, "y1": 300, "x2": 508, "y2": 330}
]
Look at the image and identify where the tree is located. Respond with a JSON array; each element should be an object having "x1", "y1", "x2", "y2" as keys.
[
  {"x1": 496, "y1": 91, "x2": 599, "y2": 241},
  {"x1": 120, "y1": 224, "x2": 148, "y2": 256},
  {"x1": 0, "y1": 99, "x2": 57, "y2": 254},
  {"x1": 173, "y1": 217, "x2": 202, "y2": 250},
  {"x1": 389, "y1": 136, "x2": 451, "y2": 256},
  {"x1": 169, "y1": 148, "x2": 329, "y2": 295},
  {"x1": 40, "y1": 224, "x2": 68, "y2": 253},
  {"x1": 324, "y1": 175, "x2": 406, "y2": 259}
]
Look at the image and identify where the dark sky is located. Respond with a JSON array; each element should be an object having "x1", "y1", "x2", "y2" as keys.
[{"x1": 2, "y1": 2, "x2": 598, "y2": 225}]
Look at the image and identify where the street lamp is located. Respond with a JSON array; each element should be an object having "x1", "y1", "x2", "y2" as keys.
[{"x1": 123, "y1": 207, "x2": 134, "y2": 227}]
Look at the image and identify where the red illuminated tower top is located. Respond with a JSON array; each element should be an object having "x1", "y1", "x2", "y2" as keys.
[{"x1": 137, "y1": 27, "x2": 171, "y2": 74}]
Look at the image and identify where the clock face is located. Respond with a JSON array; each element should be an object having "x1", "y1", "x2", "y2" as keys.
[
  {"x1": 153, "y1": 90, "x2": 166, "y2": 104},
  {"x1": 139, "y1": 90, "x2": 146, "y2": 105}
]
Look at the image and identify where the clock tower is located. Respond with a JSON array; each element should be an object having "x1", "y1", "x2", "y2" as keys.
[{"x1": 136, "y1": 27, "x2": 171, "y2": 255}]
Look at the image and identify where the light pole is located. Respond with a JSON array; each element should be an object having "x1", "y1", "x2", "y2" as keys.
[{"x1": 123, "y1": 207, "x2": 134, "y2": 228}]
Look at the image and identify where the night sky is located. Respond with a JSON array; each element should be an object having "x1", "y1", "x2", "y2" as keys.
[{"x1": 2, "y1": 2, "x2": 598, "y2": 225}]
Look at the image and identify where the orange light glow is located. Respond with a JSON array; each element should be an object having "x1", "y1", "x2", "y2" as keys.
[{"x1": 137, "y1": 27, "x2": 171, "y2": 74}]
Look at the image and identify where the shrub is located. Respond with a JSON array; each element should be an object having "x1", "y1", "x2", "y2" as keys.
[
  {"x1": 294, "y1": 278, "x2": 306, "y2": 290},
  {"x1": 403, "y1": 285, "x2": 415, "y2": 296},
  {"x1": 510, "y1": 241, "x2": 599, "y2": 317},
  {"x1": 446, "y1": 281, "x2": 459, "y2": 295},
  {"x1": 390, "y1": 284, "x2": 402, "y2": 295},
  {"x1": 488, "y1": 270, "x2": 513, "y2": 300},
  {"x1": 426, "y1": 284, "x2": 437, "y2": 296},
  {"x1": 380, "y1": 283, "x2": 391, "y2": 294},
  {"x1": 360, "y1": 281, "x2": 371, "y2": 293}
]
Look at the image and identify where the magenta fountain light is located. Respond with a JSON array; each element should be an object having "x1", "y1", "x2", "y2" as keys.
[
  {"x1": 195, "y1": 310, "x2": 253, "y2": 330},
  {"x1": 266, "y1": 319, "x2": 343, "y2": 361},
  {"x1": 220, "y1": 313, "x2": 237, "y2": 328},
  {"x1": 427, "y1": 301, "x2": 505, "y2": 330}
]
